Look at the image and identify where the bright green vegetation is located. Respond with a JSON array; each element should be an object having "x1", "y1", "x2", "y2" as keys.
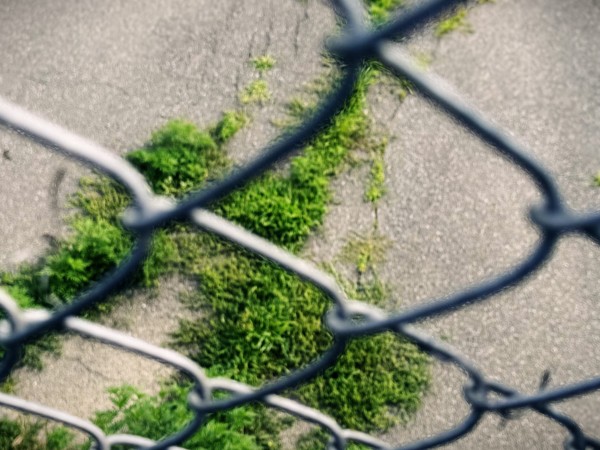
[
  {"x1": 364, "y1": 138, "x2": 387, "y2": 203},
  {"x1": 1, "y1": 3, "x2": 431, "y2": 446},
  {"x1": 0, "y1": 113, "x2": 245, "y2": 369},
  {"x1": 0, "y1": 383, "x2": 285, "y2": 450},
  {"x1": 365, "y1": 0, "x2": 404, "y2": 24},
  {"x1": 252, "y1": 55, "x2": 276, "y2": 73},
  {"x1": 593, "y1": 171, "x2": 600, "y2": 187},
  {"x1": 435, "y1": 7, "x2": 473, "y2": 37},
  {"x1": 127, "y1": 120, "x2": 230, "y2": 196},
  {"x1": 172, "y1": 64, "x2": 428, "y2": 434},
  {"x1": 240, "y1": 80, "x2": 271, "y2": 105},
  {"x1": 0, "y1": 418, "x2": 81, "y2": 450},
  {"x1": 0, "y1": 63, "x2": 427, "y2": 448},
  {"x1": 88, "y1": 384, "x2": 285, "y2": 450}
]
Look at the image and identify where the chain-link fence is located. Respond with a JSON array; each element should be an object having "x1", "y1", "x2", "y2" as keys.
[{"x1": 1, "y1": 0, "x2": 599, "y2": 448}]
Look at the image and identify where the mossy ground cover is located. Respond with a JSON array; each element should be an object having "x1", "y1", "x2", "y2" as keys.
[
  {"x1": 89, "y1": 384, "x2": 286, "y2": 450},
  {"x1": 0, "y1": 66, "x2": 428, "y2": 448},
  {"x1": 0, "y1": 417, "x2": 82, "y2": 450},
  {"x1": 364, "y1": 0, "x2": 405, "y2": 25},
  {"x1": 0, "y1": 4, "x2": 433, "y2": 448},
  {"x1": 435, "y1": 6, "x2": 473, "y2": 37}
]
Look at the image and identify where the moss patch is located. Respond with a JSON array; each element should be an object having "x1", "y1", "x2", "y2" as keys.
[
  {"x1": 240, "y1": 80, "x2": 271, "y2": 105},
  {"x1": 1, "y1": 66, "x2": 428, "y2": 447},
  {"x1": 0, "y1": 418, "x2": 82, "y2": 450},
  {"x1": 435, "y1": 6, "x2": 473, "y2": 37},
  {"x1": 1, "y1": 3, "x2": 431, "y2": 445},
  {"x1": 251, "y1": 55, "x2": 276, "y2": 73},
  {"x1": 365, "y1": 0, "x2": 405, "y2": 25}
]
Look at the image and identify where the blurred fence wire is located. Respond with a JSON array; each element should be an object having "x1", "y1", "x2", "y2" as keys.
[{"x1": 1, "y1": 0, "x2": 599, "y2": 448}]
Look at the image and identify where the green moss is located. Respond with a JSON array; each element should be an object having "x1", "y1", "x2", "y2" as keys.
[
  {"x1": 0, "y1": 113, "x2": 245, "y2": 371},
  {"x1": 364, "y1": 138, "x2": 387, "y2": 203},
  {"x1": 0, "y1": 418, "x2": 82, "y2": 450},
  {"x1": 127, "y1": 119, "x2": 230, "y2": 197},
  {"x1": 240, "y1": 80, "x2": 271, "y2": 105},
  {"x1": 251, "y1": 55, "x2": 276, "y2": 73},
  {"x1": 210, "y1": 111, "x2": 250, "y2": 144},
  {"x1": 88, "y1": 384, "x2": 284, "y2": 450},
  {"x1": 435, "y1": 7, "x2": 473, "y2": 37},
  {"x1": 174, "y1": 255, "x2": 331, "y2": 383},
  {"x1": 593, "y1": 172, "x2": 600, "y2": 187},
  {"x1": 170, "y1": 66, "x2": 428, "y2": 433},
  {"x1": 364, "y1": 0, "x2": 405, "y2": 25},
  {"x1": 297, "y1": 333, "x2": 428, "y2": 430},
  {"x1": 46, "y1": 217, "x2": 131, "y2": 301}
]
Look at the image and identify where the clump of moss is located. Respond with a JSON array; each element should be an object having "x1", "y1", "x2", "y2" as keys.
[
  {"x1": 0, "y1": 113, "x2": 243, "y2": 367},
  {"x1": 89, "y1": 383, "x2": 284, "y2": 450},
  {"x1": 240, "y1": 80, "x2": 271, "y2": 105},
  {"x1": 211, "y1": 111, "x2": 249, "y2": 144},
  {"x1": 251, "y1": 55, "x2": 276, "y2": 73},
  {"x1": 127, "y1": 119, "x2": 230, "y2": 197},
  {"x1": 435, "y1": 7, "x2": 473, "y2": 37},
  {"x1": 170, "y1": 66, "x2": 428, "y2": 432},
  {"x1": 0, "y1": 418, "x2": 81, "y2": 450},
  {"x1": 365, "y1": 0, "x2": 405, "y2": 25}
]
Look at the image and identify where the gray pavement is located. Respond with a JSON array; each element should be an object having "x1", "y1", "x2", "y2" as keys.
[
  {"x1": 0, "y1": 0, "x2": 334, "y2": 269},
  {"x1": 1, "y1": 0, "x2": 599, "y2": 449},
  {"x1": 375, "y1": 1, "x2": 600, "y2": 447}
]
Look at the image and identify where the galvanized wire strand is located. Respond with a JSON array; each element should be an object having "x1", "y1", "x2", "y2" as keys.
[{"x1": 0, "y1": 0, "x2": 599, "y2": 449}]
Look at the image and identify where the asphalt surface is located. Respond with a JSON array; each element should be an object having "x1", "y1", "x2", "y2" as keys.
[
  {"x1": 1, "y1": 1, "x2": 599, "y2": 449},
  {"x1": 0, "y1": 0, "x2": 333, "y2": 269},
  {"x1": 384, "y1": 2, "x2": 600, "y2": 447}
]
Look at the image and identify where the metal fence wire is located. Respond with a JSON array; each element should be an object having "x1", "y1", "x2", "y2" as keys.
[{"x1": 0, "y1": 0, "x2": 599, "y2": 448}]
